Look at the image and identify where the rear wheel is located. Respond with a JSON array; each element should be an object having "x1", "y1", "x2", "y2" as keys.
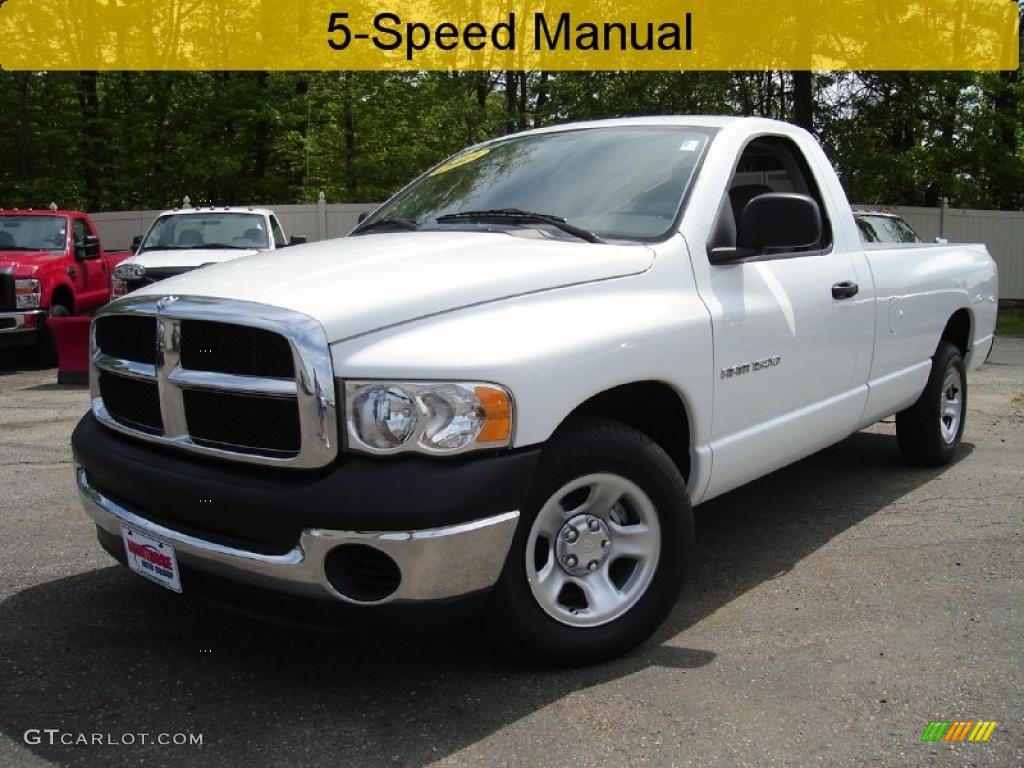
[
  {"x1": 493, "y1": 418, "x2": 692, "y2": 665},
  {"x1": 896, "y1": 341, "x2": 966, "y2": 466}
]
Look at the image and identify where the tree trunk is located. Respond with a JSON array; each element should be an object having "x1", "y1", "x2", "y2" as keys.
[
  {"x1": 252, "y1": 71, "x2": 271, "y2": 198},
  {"x1": 535, "y1": 71, "x2": 550, "y2": 116},
  {"x1": 504, "y1": 71, "x2": 518, "y2": 134},
  {"x1": 77, "y1": 71, "x2": 101, "y2": 211},
  {"x1": 792, "y1": 71, "x2": 813, "y2": 132},
  {"x1": 342, "y1": 72, "x2": 357, "y2": 199},
  {"x1": 517, "y1": 71, "x2": 529, "y2": 131},
  {"x1": 16, "y1": 72, "x2": 30, "y2": 179}
]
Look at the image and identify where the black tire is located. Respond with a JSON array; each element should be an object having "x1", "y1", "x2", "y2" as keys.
[
  {"x1": 896, "y1": 341, "x2": 967, "y2": 466},
  {"x1": 49, "y1": 303, "x2": 71, "y2": 318},
  {"x1": 492, "y1": 417, "x2": 693, "y2": 665}
]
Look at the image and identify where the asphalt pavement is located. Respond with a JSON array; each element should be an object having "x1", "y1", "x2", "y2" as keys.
[{"x1": 0, "y1": 339, "x2": 1021, "y2": 767}]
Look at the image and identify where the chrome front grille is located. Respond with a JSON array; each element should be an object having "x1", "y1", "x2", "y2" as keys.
[{"x1": 90, "y1": 296, "x2": 338, "y2": 468}]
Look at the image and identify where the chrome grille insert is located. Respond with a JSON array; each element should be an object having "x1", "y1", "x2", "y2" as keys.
[
  {"x1": 97, "y1": 371, "x2": 162, "y2": 434},
  {"x1": 183, "y1": 389, "x2": 302, "y2": 455},
  {"x1": 179, "y1": 319, "x2": 295, "y2": 378},
  {"x1": 94, "y1": 315, "x2": 158, "y2": 364},
  {"x1": 90, "y1": 296, "x2": 337, "y2": 468}
]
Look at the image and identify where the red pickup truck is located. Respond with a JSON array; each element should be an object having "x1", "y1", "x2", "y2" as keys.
[{"x1": 0, "y1": 209, "x2": 131, "y2": 354}]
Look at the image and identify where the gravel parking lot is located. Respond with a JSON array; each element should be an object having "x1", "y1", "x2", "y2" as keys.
[{"x1": 0, "y1": 339, "x2": 1021, "y2": 767}]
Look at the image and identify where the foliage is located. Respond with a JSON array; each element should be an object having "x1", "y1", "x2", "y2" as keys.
[
  {"x1": 0, "y1": 63, "x2": 1021, "y2": 211},
  {"x1": 996, "y1": 306, "x2": 1024, "y2": 336}
]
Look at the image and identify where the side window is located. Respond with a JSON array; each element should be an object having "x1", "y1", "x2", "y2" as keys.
[
  {"x1": 708, "y1": 136, "x2": 832, "y2": 257},
  {"x1": 73, "y1": 218, "x2": 88, "y2": 247},
  {"x1": 270, "y1": 216, "x2": 287, "y2": 248}
]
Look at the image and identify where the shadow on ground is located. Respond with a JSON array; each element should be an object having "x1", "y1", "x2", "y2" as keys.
[
  {"x1": 0, "y1": 431, "x2": 969, "y2": 767},
  {"x1": 0, "y1": 347, "x2": 52, "y2": 377}
]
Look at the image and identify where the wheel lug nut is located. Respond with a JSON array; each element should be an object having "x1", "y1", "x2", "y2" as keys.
[
  {"x1": 587, "y1": 560, "x2": 598, "y2": 572},
  {"x1": 601, "y1": 539, "x2": 610, "y2": 549},
  {"x1": 563, "y1": 554, "x2": 578, "y2": 568},
  {"x1": 563, "y1": 528, "x2": 578, "y2": 542},
  {"x1": 587, "y1": 518, "x2": 601, "y2": 532}
]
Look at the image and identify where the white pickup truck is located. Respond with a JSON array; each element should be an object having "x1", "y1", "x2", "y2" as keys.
[
  {"x1": 111, "y1": 206, "x2": 305, "y2": 298},
  {"x1": 72, "y1": 117, "x2": 998, "y2": 664}
]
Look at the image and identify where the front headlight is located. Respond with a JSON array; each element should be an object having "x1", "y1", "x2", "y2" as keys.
[
  {"x1": 344, "y1": 381, "x2": 513, "y2": 456},
  {"x1": 114, "y1": 262, "x2": 146, "y2": 280},
  {"x1": 15, "y1": 278, "x2": 41, "y2": 309}
]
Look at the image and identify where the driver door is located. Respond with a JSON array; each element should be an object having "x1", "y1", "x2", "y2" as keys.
[
  {"x1": 696, "y1": 135, "x2": 874, "y2": 498},
  {"x1": 72, "y1": 217, "x2": 107, "y2": 311}
]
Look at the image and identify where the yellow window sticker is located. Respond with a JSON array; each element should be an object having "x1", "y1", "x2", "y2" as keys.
[{"x1": 429, "y1": 148, "x2": 490, "y2": 176}]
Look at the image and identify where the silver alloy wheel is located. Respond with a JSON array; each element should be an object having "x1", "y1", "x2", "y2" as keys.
[
  {"x1": 939, "y1": 367, "x2": 964, "y2": 445},
  {"x1": 525, "y1": 472, "x2": 661, "y2": 628}
]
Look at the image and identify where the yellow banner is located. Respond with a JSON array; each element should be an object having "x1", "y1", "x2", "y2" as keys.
[{"x1": 0, "y1": 0, "x2": 1017, "y2": 70}]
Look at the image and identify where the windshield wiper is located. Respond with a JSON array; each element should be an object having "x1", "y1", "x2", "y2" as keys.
[
  {"x1": 435, "y1": 209, "x2": 604, "y2": 243},
  {"x1": 181, "y1": 243, "x2": 254, "y2": 250},
  {"x1": 352, "y1": 217, "x2": 420, "y2": 234},
  {"x1": 0, "y1": 245, "x2": 43, "y2": 251}
]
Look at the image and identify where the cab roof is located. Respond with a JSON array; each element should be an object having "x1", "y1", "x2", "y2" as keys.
[
  {"x1": 0, "y1": 209, "x2": 84, "y2": 217},
  {"x1": 156, "y1": 206, "x2": 274, "y2": 217},
  {"x1": 499, "y1": 115, "x2": 806, "y2": 140}
]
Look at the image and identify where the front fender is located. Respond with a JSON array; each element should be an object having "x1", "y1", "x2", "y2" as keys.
[{"x1": 330, "y1": 268, "x2": 714, "y2": 460}]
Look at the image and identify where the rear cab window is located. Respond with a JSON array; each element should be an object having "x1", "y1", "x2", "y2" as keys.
[{"x1": 855, "y1": 214, "x2": 922, "y2": 244}]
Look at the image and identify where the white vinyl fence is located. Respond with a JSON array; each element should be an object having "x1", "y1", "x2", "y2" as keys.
[{"x1": 89, "y1": 198, "x2": 1024, "y2": 299}]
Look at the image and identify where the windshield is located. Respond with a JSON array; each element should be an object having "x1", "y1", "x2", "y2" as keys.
[
  {"x1": 141, "y1": 212, "x2": 269, "y2": 251},
  {"x1": 362, "y1": 126, "x2": 714, "y2": 241},
  {"x1": 856, "y1": 214, "x2": 922, "y2": 244},
  {"x1": 0, "y1": 215, "x2": 67, "y2": 251}
]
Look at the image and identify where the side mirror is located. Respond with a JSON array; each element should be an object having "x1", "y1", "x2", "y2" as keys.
[
  {"x1": 289, "y1": 235, "x2": 307, "y2": 246},
  {"x1": 709, "y1": 193, "x2": 823, "y2": 264},
  {"x1": 131, "y1": 234, "x2": 143, "y2": 252},
  {"x1": 934, "y1": 236, "x2": 948, "y2": 245},
  {"x1": 77, "y1": 233, "x2": 102, "y2": 260},
  {"x1": 738, "y1": 193, "x2": 822, "y2": 252}
]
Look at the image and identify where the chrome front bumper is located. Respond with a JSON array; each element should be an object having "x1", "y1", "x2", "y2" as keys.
[
  {"x1": 0, "y1": 310, "x2": 45, "y2": 334},
  {"x1": 76, "y1": 467, "x2": 519, "y2": 605}
]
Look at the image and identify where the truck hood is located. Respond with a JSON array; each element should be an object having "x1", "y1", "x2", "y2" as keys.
[
  {"x1": 0, "y1": 251, "x2": 59, "y2": 276},
  {"x1": 129, "y1": 231, "x2": 654, "y2": 342},
  {"x1": 125, "y1": 247, "x2": 260, "y2": 269}
]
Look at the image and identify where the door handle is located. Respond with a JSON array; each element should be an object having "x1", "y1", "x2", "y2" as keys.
[{"x1": 832, "y1": 281, "x2": 859, "y2": 300}]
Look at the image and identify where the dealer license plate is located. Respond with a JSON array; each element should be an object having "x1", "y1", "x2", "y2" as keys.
[{"x1": 121, "y1": 527, "x2": 182, "y2": 593}]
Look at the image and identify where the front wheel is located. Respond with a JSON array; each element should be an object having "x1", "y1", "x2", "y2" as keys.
[
  {"x1": 896, "y1": 341, "x2": 967, "y2": 466},
  {"x1": 492, "y1": 418, "x2": 692, "y2": 665}
]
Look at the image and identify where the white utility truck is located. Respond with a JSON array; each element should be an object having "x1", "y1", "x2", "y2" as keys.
[
  {"x1": 111, "y1": 206, "x2": 304, "y2": 297},
  {"x1": 73, "y1": 117, "x2": 998, "y2": 663}
]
